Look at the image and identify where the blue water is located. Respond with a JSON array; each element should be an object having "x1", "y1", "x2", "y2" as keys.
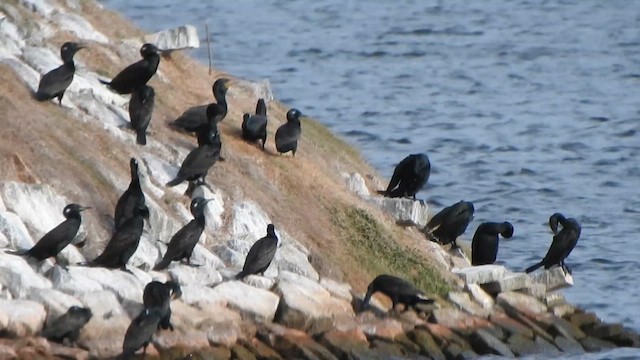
[{"x1": 98, "y1": 0, "x2": 640, "y2": 357}]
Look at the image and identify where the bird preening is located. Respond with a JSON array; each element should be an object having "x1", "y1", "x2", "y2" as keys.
[
  {"x1": 378, "y1": 153, "x2": 431, "y2": 200},
  {"x1": 525, "y1": 213, "x2": 581, "y2": 274},
  {"x1": 425, "y1": 200, "x2": 475, "y2": 249}
]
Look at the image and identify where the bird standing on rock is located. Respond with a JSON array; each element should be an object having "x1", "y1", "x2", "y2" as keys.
[
  {"x1": 128, "y1": 85, "x2": 155, "y2": 145},
  {"x1": 471, "y1": 221, "x2": 514, "y2": 265},
  {"x1": 242, "y1": 98, "x2": 268, "y2": 149},
  {"x1": 143, "y1": 280, "x2": 182, "y2": 331},
  {"x1": 275, "y1": 108, "x2": 303, "y2": 156},
  {"x1": 425, "y1": 200, "x2": 474, "y2": 249},
  {"x1": 166, "y1": 127, "x2": 222, "y2": 190},
  {"x1": 236, "y1": 224, "x2": 279, "y2": 279},
  {"x1": 526, "y1": 213, "x2": 581, "y2": 274},
  {"x1": 172, "y1": 78, "x2": 233, "y2": 134},
  {"x1": 120, "y1": 308, "x2": 163, "y2": 360},
  {"x1": 9, "y1": 204, "x2": 89, "y2": 265},
  {"x1": 361, "y1": 274, "x2": 434, "y2": 312},
  {"x1": 114, "y1": 158, "x2": 146, "y2": 230},
  {"x1": 154, "y1": 197, "x2": 213, "y2": 270},
  {"x1": 34, "y1": 42, "x2": 86, "y2": 106},
  {"x1": 377, "y1": 153, "x2": 431, "y2": 200},
  {"x1": 40, "y1": 306, "x2": 92, "y2": 345},
  {"x1": 100, "y1": 43, "x2": 161, "y2": 95}
]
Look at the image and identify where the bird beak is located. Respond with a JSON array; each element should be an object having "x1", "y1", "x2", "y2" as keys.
[
  {"x1": 79, "y1": 206, "x2": 91, "y2": 212},
  {"x1": 76, "y1": 43, "x2": 88, "y2": 50},
  {"x1": 224, "y1": 80, "x2": 234, "y2": 90}
]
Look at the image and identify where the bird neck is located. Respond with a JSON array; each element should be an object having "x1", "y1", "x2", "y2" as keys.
[
  {"x1": 145, "y1": 54, "x2": 160, "y2": 73},
  {"x1": 213, "y1": 91, "x2": 228, "y2": 110}
]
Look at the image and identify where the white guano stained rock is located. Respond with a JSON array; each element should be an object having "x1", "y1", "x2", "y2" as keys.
[
  {"x1": 78, "y1": 291, "x2": 130, "y2": 359},
  {"x1": 66, "y1": 266, "x2": 145, "y2": 302},
  {"x1": 320, "y1": 278, "x2": 353, "y2": 303},
  {"x1": 51, "y1": 265, "x2": 103, "y2": 296},
  {"x1": 368, "y1": 197, "x2": 430, "y2": 228},
  {"x1": 0, "y1": 212, "x2": 34, "y2": 251},
  {"x1": 18, "y1": 0, "x2": 55, "y2": 17},
  {"x1": 482, "y1": 272, "x2": 533, "y2": 294},
  {"x1": 241, "y1": 275, "x2": 274, "y2": 290},
  {"x1": 167, "y1": 265, "x2": 222, "y2": 287},
  {"x1": 530, "y1": 267, "x2": 574, "y2": 292},
  {"x1": 0, "y1": 299, "x2": 46, "y2": 337},
  {"x1": 465, "y1": 283, "x2": 494, "y2": 310},
  {"x1": 0, "y1": 253, "x2": 52, "y2": 298},
  {"x1": 210, "y1": 281, "x2": 280, "y2": 322},
  {"x1": 497, "y1": 291, "x2": 548, "y2": 315},
  {"x1": 144, "y1": 25, "x2": 199, "y2": 51},
  {"x1": 341, "y1": 172, "x2": 370, "y2": 197},
  {"x1": 51, "y1": 12, "x2": 109, "y2": 43},
  {"x1": 22, "y1": 288, "x2": 82, "y2": 322}
]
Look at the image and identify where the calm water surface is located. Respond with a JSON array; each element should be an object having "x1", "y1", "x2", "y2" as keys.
[{"x1": 99, "y1": 0, "x2": 640, "y2": 357}]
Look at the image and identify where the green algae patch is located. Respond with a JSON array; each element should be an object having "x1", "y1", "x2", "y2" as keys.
[{"x1": 330, "y1": 205, "x2": 450, "y2": 297}]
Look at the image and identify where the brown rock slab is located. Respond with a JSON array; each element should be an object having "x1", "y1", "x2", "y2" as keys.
[
  {"x1": 533, "y1": 337, "x2": 561, "y2": 355},
  {"x1": 552, "y1": 304, "x2": 575, "y2": 318},
  {"x1": 241, "y1": 338, "x2": 282, "y2": 360},
  {"x1": 320, "y1": 328, "x2": 369, "y2": 359},
  {"x1": 423, "y1": 323, "x2": 472, "y2": 351},
  {"x1": 231, "y1": 345, "x2": 257, "y2": 360},
  {"x1": 448, "y1": 291, "x2": 490, "y2": 318},
  {"x1": 468, "y1": 329, "x2": 515, "y2": 357},
  {"x1": 579, "y1": 336, "x2": 616, "y2": 352},
  {"x1": 530, "y1": 266, "x2": 574, "y2": 291},
  {"x1": 605, "y1": 330, "x2": 640, "y2": 348},
  {"x1": 549, "y1": 316, "x2": 586, "y2": 340},
  {"x1": 554, "y1": 335, "x2": 584, "y2": 354},
  {"x1": 585, "y1": 322, "x2": 624, "y2": 339},
  {"x1": 356, "y1": 312, "x2": 405, "y2": 341},
  {"x1": 430, "y1": 308, "x2": 492, "y2": 332},
  {"x1": 154, "y1": 329, "x2": 211, "y2": 351},
  {"x1": 408, "y1": 329, "x2": 445, "y2": 360},
  {"x1": 496, "y1": 291, "x2": 547, "y2": 316},
  {"x1": 48, "y1": 342, "x2": 89, "y2": 360},
  {"x1": 259, "y1": 323, "x2": 337, "y2": 360},
  {"x1": 443, "y1": 343, "x2": 478, "y2": 360},
  {"x1": 489, "y1": 312, "x2": 534, "y2": 339},
  {"x1": 508, "y1": 311, "x2": 555, "y2": 343},
  {"x1": 452, "y1": 265, "x2": 506, "y2": 284},
  {"x1": 0, "y1": 344, "x2": 17, "y2": 360},
  {"x1": 569, "y1": 311, "x2": 599, "y2": 330},
  {"x1": 506, "y1": 334, "x2": 540, "y2": 356}
]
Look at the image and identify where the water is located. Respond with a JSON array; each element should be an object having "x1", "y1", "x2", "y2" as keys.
[{"x1": 98, "y1": 0, "x2": 640, "y2": 357}]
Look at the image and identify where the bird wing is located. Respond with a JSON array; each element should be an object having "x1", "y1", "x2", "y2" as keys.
[
  {"x1": 41, "y1": 311, "x2": 88, "y2": 339},
  {"x1": 541, "y1": 228, "x2": 574, "y2": 265},
  {"x1": 28, "y1": 219, "x2": 79, "y2": 258},
  {"x1": 129, "y1": 89, "x2": 155, "y2": 130},
  {"x1": 242, "y1": 237, "x2": 277, "y2": 274},
  {"x1": 385, "y1": 276, "x2": 421, "y2": 296},
  {"x1": 162, "y1": 220, "x2": 202, "y2": 261},
  {"x1": 92, "y1": 220, "x2": 142, "y2": 266},
  {"x1": 37, "y1": 65, "x2": 73, "y2": 98},
  {"x1": 177, "y1": 145, "x2": 220, "y2": 179},
  {"x1": 275, "y1": 123, "x2": 301, "y2": 151},
  {"x1": 108, "y1": 60, "x2": 147, "y2": 91},
  {"x1": 242, "y1": 115, "x2": 268, "y2": 139},
  {"x1": 426, "y1": 204, "x2": 456, "y2": 229},
  {"x1": 173, "y1": 105, "x2": 208, "y2": 131}
]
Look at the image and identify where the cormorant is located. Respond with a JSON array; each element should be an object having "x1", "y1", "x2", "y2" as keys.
[
  {"x1": 114, "y1": 158, "x2": 146, "y2": 230},
  {"x1": 89, "y1": 204, "x2": 149, "y2": 270},
  {"x1": 275, "y1": 108, "x2": 303, "y2": 156},
  {"x1": 128, "y1": 85, "x2": 155, "y2": 145},
  {"x1": 377, "y1": 153, "x2": 431, "y2": 199},
  {"x1": 40, "y1": 306, "x2": 92, "y2": 345},
  {"x1": 154, "y1": 197, "x2": 213, "y2": 270},
  {"x1": 100, "y1": 43, "x2": 161, "y2": 95},
  {"x1": 9, "y1": 204, "x2": 89, "y2": 263},
  {"x1": 143, "y1": 280, "x2": 182, "y2": 331},
  {"x1": 120, "y1": 308, "x2": 163, "y2": 359},
  {"x1": 242, "y1": 98, "x2": 268, "y2": 149},
  {"x1": 166, "y1": 128, "x2": 222, "y2": 188},
  {"x1": 471, "y1": 222, "x2": 514, "y2": 266},
  {"x1": 361, "y1": 274, "x2": 434, "y2": 312},
  {"x1": 235, "y1": 224, "x2": 278, "y2": 279},
  {"x1": 172, "y1": 78, "x2": 232, "y2": 133},
  {"x1": 34, "y1": 42, "x2": 86, "y2": 106},
  {"x1": 424, "y1": 200, "x2": 474, "y2": 249},
  {"x1": 526, "y1": 213, "x2": 581, "y2": 274}
]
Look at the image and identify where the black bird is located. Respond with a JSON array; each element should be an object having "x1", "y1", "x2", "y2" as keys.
[
  {"x1": 471, "y1": 222, "x2": 514, "y2": 266},
  {"x1": 34, "y1": 42, "x2": 86, "y2": 105},
  {"x1": 114, "y1": 158, "x2": 146, "y2": 230},
  {"x1": 275, "y1": 108, "x2": 303, "y2": 156},
  {"x1": 100, "y1": 43, "x2": 161, "y2": 95},
  {"x1": 129, "y1": 85, "x2": 155, "y2": 145},
  {"x1": 120, "y1": 308, "x2": 163, "y2": 360},
  {"x1": 9, "y1": 204, "x2": 89, "y2": 263},
  {"x1": 40, "y1": 306, "x2": 92, "y2": 345},
  {"x1": 425, "y1": 200, "x2": 474, "y2": 249},
  {"x1": 377, "y1": 153, "x2": 431, "y2": 200},
  {"x1": 235, "y1": 224, "x2": 278, "y2": 279},
  {"x1": 89, "y1": 204, "x2": 149, "y2": 270},
  {"x1": 154, "y1": 197, "x2": 213, "y2": 270},
  {"x1": 361, "y1": 274, "x2": 434, "y2": 312},
  {"x1": 172, "y1": 78, "x2": 233, "y2": 133},
  {"x1": 526, "y1": 214, "x2": 581, "y2": 274},
  {"x1": 143, "y1": 280, "x2": 182, "y2": 331},
  {"x1": 242, "y1": 98, "x2": 268, "y2": 149},
  {"x1": 166, "y1": 128, "x2": 222, "y2": 188}
]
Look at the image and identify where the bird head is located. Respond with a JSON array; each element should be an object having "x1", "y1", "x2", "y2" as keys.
[
  {"x1": 286, "y1": 108, "x2": 303, "y2": 122},
  {"x1": 63, "y1": 204, "x2": 90, "y2": 218},
  {"x1": 60, "y1": 42, "x2": 86, "y2": 63},
  {"x1": 140, "y1": 43, "x2": 161, "y2": 58}
]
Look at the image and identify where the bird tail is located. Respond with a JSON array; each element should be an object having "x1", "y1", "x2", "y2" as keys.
[
  {"x1": 136, "y1": 131, "x2": 147, "y2": 146},
  {"x1": 234, "y1": 271, "x2": 246, "y2": 280},
  {"x1": 525, "y1": 262, "x2": 543, "y2": 273},
  {"x1": 416, "y1": 293, "x2": 435, "y2": 305},
  {"x1": 376, "y1": 190, "x2": 388, "y2": 196},
  {"x1": 166, "y1": 177, "x2": 183, "y2": 187},
  {"x1": 6, "y1": 249, "x2": 28, "y2": 256},
  {"x1": 153, "y1": 257, "x2": 171, "y2": 271},
  {"x1": 99, "y1": 79, "x2": 111, "y2": 86},
  {"x1": 33, "y1": 91, "x2": 50, "y2": 101}
]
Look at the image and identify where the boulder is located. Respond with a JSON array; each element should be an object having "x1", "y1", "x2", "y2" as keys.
[
  {"x1": 167, "y1": 265, "x2": 222, "y2": 287},
  {"x1": 408, "y1": 329, "x2": 446, "y2": 360},
  {"x1": 496, "y1": 292, "x2": 547, "y2": 316},
  {"x1": 180, "y1": 285, "x2": 225, "y2": 306},
  {"x1": 367, "y1": 197, "x2": 429, "y2": 227},
  {"x1": 144, "y1": 25, "x2": 200, "y2": 51},
  {"x1": 468, "y1": 329, "x2": 514, "y2": 357},
  {"x1": 258, "y1": 323, "x2": 338, "y2": 360},
  {"x1": 341, "y1": 172, "x2": 370, "y2": 197},
  {"x1": 65, "y1": 266, "x2": 146, "y2": 302},
  {"x1": 142, "y1": 153, "x2": 187, "y2": 194},
  {"x1": 209, "y1": 281, "x2": 280, "y2": 322},
  {"x1": 190, "y1": 244, "x2": 226, "y2": 269},
  {"x1": 430, "y1": 308, "x2": 494, "y2": 334},
  {"x1": 482, "y1": 272, "x2": 532, "y2": 294},
  {"x1": 0, "y1": 212, "x2": 35, "y2": 251},
  {"x1": 231, "y1": 201, "x2": 271, "y2": 240},
  {"x1": 77, "y1": 291, "x2": 130, "y2": 359},
  {"x1": 320, "y1": 328, "x2": 370, "y2": 360},
  {"x1": 579, "y1": 336, "x2": 616, "y2": 352},
  {"x1": 50, "y1": 265, "x2": 104, "y2": 296},
  {"x1": 51, "y1": 12, "x2": 109, "y2": 43},
  {"x1": 553, "y1": 335, "x2": 584, "y2": 354},
  {"x1": 242, "y1": 275, "x2": 275, "y2": 290},
  {"x1": 0, "y1": 253, "x2": 52, "y2": 298},
  {"x1": 319, "y1": 278, "x2": 352, "y2": 302},
  {"x1": 452, "y1": 265, "x2": 506, "y2": 284},
  {"x1": 530, "y1": 267, "x2": 573, "y2": 291},
  {"x1": 356, "y1": 312, "x2": 405, "y2": 341},
  {"x1": 274, "y1": 242, "x2": 319, "y2": 281},
  {"x1": 448, "y1": 291, "x2": 490, "y2": 318},
  {"x1": 274, "y1": 271, "x2": 353, "y2": 332},
  {"x1": 0, "y1": 299, "x2": 46, "y2": 336},
  {"x1": 465, "y1": 283, "x2": 494, "y2": 310},
  {"x1": 21, "y1": 288, "x2": 82, "y2": 322}
]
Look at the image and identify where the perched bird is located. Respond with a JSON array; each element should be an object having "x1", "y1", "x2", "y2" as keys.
[
  {"x1": 9, "y1": 204, "x2": 89, "y2": 263},
  {"x1": 34, "y1": 42, "x2": 86, "y2": 105},
  {"x1": 361, "y1": 274, "x2": 434, "y2": 312},
  {"x1": 40, "y1": 306, "x2": 92, "y2": 345},
  {"x1": 154, "y1": 197, "x2": 213, "y2": 270},
  {"x1": 242, "y1": 98, "x2": 268, "y2": 149},
  {"x1": 100, "y1": 43, "x2": 161, "y2": 94},
  {"x1": 166, "y1": 128, "x2": 222, "y2": 188},
  {"x1": 377, "y1": 153, "x2": 431, "y2": 200},
  {"x1": 143, "y1": 280, "x2": 182, "y2": 331},
  {"x1": 114, "y1": 158, "x2": 146, "y2": 230},
  {"x1": 120, "y1": 308, "x2": 163, "y2": 359},
  {"x1": 471, "y1": 222, "x2": 514, "y2": 265},
  {"x1": 526, "y1": 213, "x2": 581, "y2": 274},
  {"x1": 275, "y1": 108, "x2": 303, "y2": 156},
  {"x1": 172, "y1": 78, "x2": 233, "y2": 133},
  {"x1": 425, "y1": 200, "x2": 474, "y2": 249},
  {"x1": 235, "y1": 224, "x2": 278, "y2": 279},
  {"x1": 128, "y1": 85, "x2": 155, "y2": 145},
  {"x1": 89, "y1": 204, "x2": 149, "y2": 270}
]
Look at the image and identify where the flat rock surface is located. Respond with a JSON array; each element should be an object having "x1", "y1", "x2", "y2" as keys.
[
  {"x1": 452, "y1": 265, "x2": 506, "y2": 284},
  {"x1": 0, "y1": 299, "x2": 46, "y2": 337},
  {"x1": 497, "y1": 291, "x2": 547, "y2": 316}
]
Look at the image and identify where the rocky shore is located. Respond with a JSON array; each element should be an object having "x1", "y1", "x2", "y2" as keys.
[{"x1": 0, "y1": 0, "x2": 638, "y2": 359}]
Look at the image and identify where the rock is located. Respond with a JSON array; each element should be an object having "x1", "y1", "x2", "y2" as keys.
[
  {"x1": 231, "y1": 345, "x2": 257, "y2": 360},
  {"x1": 520, "y1": 283, "x2": 546, "y2": 299},
  {"x1": 552, "y1": 304, "x2": 575, "y2": 318},
  {"x1": 242, "y1": 338, "x2": 283, "y2": 360},
  {"x1": 51, "y1": 12, "x2": 109, "y2": 43},
  {"x1": 210, "y1": 281, "x2": 280, "y2": 321},
  {"x1": 553, "y1": 335, "x2": 584, "y2": 354},
  {"x1": 423, "y1": 323, "x2": 470, "y2": 349},
  {"x1": 0, "y1": 212, "x2": 35, "y2": 251},
  {"x1": 356, "y1": 312, "x2": 405, "y2": 341},
  {"x1": 275, "y1": 243, "x2": 319, "y2": 281},
  {"x1": 496, "y1": 292, "x2": 547, "y2": 316},
  {"x1": 448, "y1": 291, "x2": 490, "y2": 318},
  {"x1": 0, "y1": 253, "x2": 52, "y2": 298},
  {"x1": 367, "y1": 197, "x2": 429, "y2": 227},
  {"x1": 452, "y1": 265, "x2": 506, "y2": 284},
  {"x1": 341, "y1": 172, "x2": 370, "y2": 197},
  {"x1": 0, "y1": 344, "x2": 17, "y2": 359},
  {"x1": 468, "y1": 329, "x2": 514, "y2": 357},
  {"x1": 18, "y1": 0, "x2": 55, "y2": 17},
  {"x1": 0, "y1": 299, "x2": 46, "y2": 336},
  {"x1": 242, "y1": 275, "x2": 275, "y2": 290},
  {"x1": 543, "y1": 292, "x2": 566, "y2": 307},
  {"x1": 274, "y1": 271, "x2": 353, "y2": 333},
  {"x1": 430, "y1": 308, "x2": 492, "y2": 333},
  {"x1": 129, "y1": 235, "x2": 161, "y2": 271},
  {"x1": 489, "y1": 312, "x2": 534, "y2": 339},
  {"x1": 320, "y1": 328, "x2": 370, "y2": 359},
  {"x1": 319, "y1": 278, "x2": 352, "y2": 303},
  {"x1": 231, "y1": 201, "x2": 271, "y2": 240},
  {"x1": 506, "y1": 334, "x2": 543, "y2": 356},
  {"x1": 142, "y1": 153, "x2": 187, "y2": 194},
  {"x1": 408, "y1": 329, "x2": 445, "y2": 360},
  {"x1": 235, "y1": 78, "x2": 274, "y2": 102},
  {"x1": 77, "y1": 291, "x2": 130, "y2": 359},
  {"x1": 579, "y1": 336, "x2": 616, "y2": 352},
  {"x1": 482, "y1": 272, "x2": 532, "y2": 294},
  {"x1": 448, "y1": 247, "x2": 472, "y2": 269},
  {"x1": 568, "y1": 311, "x2": 599, "y2": 330},
  {"x1": 531, "y1": 337, "x2": 561, "y2": 355},
  {"x1": 65, "y1": 266, "x2": 146, "y2": 302},
  {"x1": 144, "y1": 25, "x2": 199, "y2": 51},
  {"x1": 547, "y1": 316, "x2": 586, "y2": 340},
  {"x1": 530, "y1": 267, "x2": 573, "y2": 291},
  {"x1": 50, "y1": 265, "x2": 103, "y2": 296},
  {"x1": 259, "y1": 323, "x2": 338, "y2": 360},
  {"x1": 21, "y1": 288, "x2": 82, "y2": 322},
  {"x1": 49, "y1": 342, "x2": 90, "y2": 360},
  {"x1": 167, "y1": 265, "x2": 222, "y2": 287},
  {"x1": 178, "y1": 285, "x2": 223, "y2": 306},
  {"x1": 443, "y1": 343, "x2": 478, "y2": 360}
]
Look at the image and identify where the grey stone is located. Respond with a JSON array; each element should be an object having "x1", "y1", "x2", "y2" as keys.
[
  {"x1": 579, "y1": 336, "x2": 616, "y2": 352},
  {"x1": 469, "y1": 328, "x2": 514, "y2": 357},
  {"x1": 144, "y1": 25, "x2": 200, "y2": 51},
  {"x1": 520, "y1": 283, "x2": 546, "y2": 299},
  {"x1": 18, "y1": 0, "x2": 55, "y2": 17},
  {"x1": 167, "y1": 265, "x2": 222, "y2": 287},
  {"x1": 51, "y1": 12, "x2": 109, "y2": 43},
  {"x1": 180, "y1": 285, "x2": 223, "y2": 306},
  {"x1": 543, "y1": 293, "x2": 566, "y2": 307},
  {"x1": 51, "y1": 265, "x2": 103, "y2": 296},
  {"x1": 0, "y1": 253, "x2": 52, "y2": 298},
  {"x1": 530, "y1": 267, "x2": 573, "y2": 291},
  {"x1": 0, "y1": 211, "x2": 35, "y2": 251},
  {"x1": 65, "y1": 266, "x2": 146, "y2": 302},
  {"x1": 367, "y1": 197, "x2": 430, "y2": 227},
  {"x1": 0, "y1": 299, "x2": 46, "y2": 336},
  {"x1": 129, "y1": 234, "x2": 160, "y2": 271},
  {"x1": 210, "y1": 281, "x2": 280, "y2": 321},
  {"x1": 465, "y1": 283, "x2": 494, "y2": 310},
  {"x1": 453, "y1": 265, "x2": 506, "y2": 284},
  {"x1": 341, "y1": 172, "x2": 370, "y2": 197},
  {"x1": 482, "y1": 272, "x2": 532, "y2": 294},
  {"x1": 242, "y1": 275, "x2": 275, "y2": 290},
  {"x1": 496, "y1": 292, "x2": 547, "y2": 315},
  {"x1": 190, "y1": 244, "x2": 225, "y2": 269},
  {"x1": 77, "y1": 291, "x2": 130, "y2": 359},
  {"x1": 320, "y1": 278, "x2": 352, "y2": 302},
  {"x1": 448, "y1": 291, "x2": 490, "y2": 318},
  {"x1": 21, "y1": 288, "x2": 82, "y2": 322},
  {"x1": 554, "y1": 336, "x2": 584, "y2": 354}
]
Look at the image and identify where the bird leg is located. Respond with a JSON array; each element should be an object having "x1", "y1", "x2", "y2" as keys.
[
  {"x1": 55, "y1": 257, "x2": 69, "y2": 271},
  {"x1": 57, "y1": 93, "x2": 64, "y2": 106},
  {"x1": 186, "y1": 257, "x2": 200, "y2": 267},
  {"x1": 119, "y1": 266, "x2": 134, "y2": 275}
]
